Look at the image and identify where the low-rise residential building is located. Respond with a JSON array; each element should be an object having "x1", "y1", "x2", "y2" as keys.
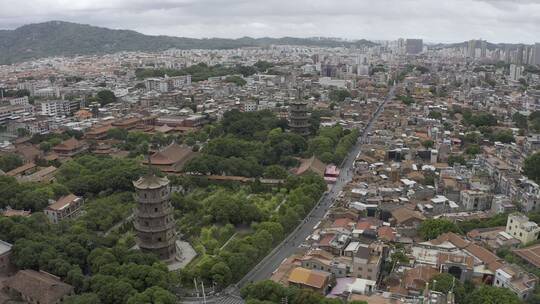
[
  {"x1": 506, "y1": 213, "x2": 540, "y2": 244},
  {"x1": 494, "y1": 264, "x2": 538, "y2": 300},
  {"x1": 460, "y1": 190, "x2": 492, "y2": 211},
  {"x1": 39, "y1": 99, "x2": 80, "y2": 117},
  {"x1": 287, "y1": 267, "x2": 332, "y2": 294},
  {"x1": 44, "y1": 194, "x2": 84, "y2": 224},
  {"x1": 0, "y1": 240, "x2": 14, "y2": 275}
]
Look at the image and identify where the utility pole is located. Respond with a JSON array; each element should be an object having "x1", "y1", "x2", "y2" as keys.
[
  {"x1": 201, "y1": 281, "x2": 207, "y2": 304},
  {"x1": 194, "y1": 278, "x2": 200, "y2": 299}
]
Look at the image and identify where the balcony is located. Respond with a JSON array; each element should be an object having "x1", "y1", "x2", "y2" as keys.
[
  {"x1": 135, "y1": 206, "x2": 174, "y2": 219},
  {"x1": 134, "y1": 221, "x2": 176, "y2": 233}
]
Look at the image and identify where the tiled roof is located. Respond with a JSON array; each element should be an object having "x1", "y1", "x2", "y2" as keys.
[
  {"x1": 6, "y1": 162, "x2": 36, "y2": 176},
  {"x1": 403, "y1": 265, "x2": 439, "y2": 291},
  {"x1": 144, "y1": 143, "x2": 197, "y2": 166},
  {"x1": 5, "y1": 270, "x2": 73, "y2": 304},
  {"x1": 53, "y1": 138, "x2": 83, "y2": 151},
  {"x1": 46, "y1": 194, "x2": 80, "y2": 211},
  {"x1": 391, "y1": 207, "x2": 425, "y2": 224},
  {"x1": 513, "y1": 244, "x2": 540, "y2": 268},
  {"x1": 431, "y1": 232, "x2": 470, "y2": 249},
  {"x1": 288, "y1": 267, "x2": 330, "y2": 289},
  {"x1": 133, "y1": 174, "x2": 169, "y2": 190},
  {"x1": 294, "y1": 156, "x2": 326, "y2": 176}
]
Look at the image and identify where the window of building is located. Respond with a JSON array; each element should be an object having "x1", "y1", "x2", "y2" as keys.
[{"x1": 155, "y1": 207, "x2": 158, "y2": 212}]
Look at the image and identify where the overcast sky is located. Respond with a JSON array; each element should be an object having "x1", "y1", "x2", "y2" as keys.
[{"x1": 0, "y1": 0, "x2": 539, "y2": 43}]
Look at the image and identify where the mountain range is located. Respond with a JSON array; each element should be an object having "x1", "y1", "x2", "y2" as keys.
[{"x1": 0, "y1": 21, "x2": 376, "y2": 64}]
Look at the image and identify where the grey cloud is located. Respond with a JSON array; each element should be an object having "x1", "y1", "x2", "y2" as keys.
[{"x1": 0, "y1": 0, "x2": 538, "y2": 43}]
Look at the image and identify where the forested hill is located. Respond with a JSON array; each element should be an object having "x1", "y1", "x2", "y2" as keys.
[{"x1": 0, "y1": 21, "x2": 376, "y2": 64}]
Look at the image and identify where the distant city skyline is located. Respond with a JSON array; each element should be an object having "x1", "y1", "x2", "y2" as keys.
[{"x1": 0, "y1": 0, "x2": 539, "y2": 44}]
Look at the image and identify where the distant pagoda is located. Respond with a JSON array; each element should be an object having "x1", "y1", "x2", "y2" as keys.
[
  {"x1": 133, "y1": 174, "x2": 177, "y2": 261},
  {"x1": 288, "y1": 99, "x2": 310, "y2": 136}
]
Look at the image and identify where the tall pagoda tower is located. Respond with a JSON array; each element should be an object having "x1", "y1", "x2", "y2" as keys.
[
  {"x1": 133, "y1": 174, "x2": 177, "y2": 261},
  {"x1": 288, "y1": 99, "x2": 310, "y2": 136}
]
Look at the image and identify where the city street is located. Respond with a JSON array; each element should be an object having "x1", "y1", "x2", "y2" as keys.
[{"x1": 237, "y1": 85, "x2": 396, "y2": 287}]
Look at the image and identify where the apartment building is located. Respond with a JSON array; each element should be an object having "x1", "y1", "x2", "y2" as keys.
[{"x1": 506, "y1": 213, "x2": 540, "y2": 244}]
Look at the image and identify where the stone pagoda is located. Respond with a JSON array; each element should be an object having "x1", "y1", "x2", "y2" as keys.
[
  {"x1": 288, "y1": 99, "x2": 310, "y2": 136},
  {"x1": 133, "y1": 174, "x2": 177, "y2": 261}
]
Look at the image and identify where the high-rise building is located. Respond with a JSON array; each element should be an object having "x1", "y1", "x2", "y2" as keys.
[
  {"x1": 516, "y1": 45, "x2": 525, "y2": 65},
  {"x1": 405, "y1": 39, "x2": 423, "y2": 55},
  {"x1": 289, "y1": 100, "x2": 310, "y2": 136},
  {"x1": 467, "y1": 40, "x2": 477, "y2": 58},
  {"x1": 133, "y1": 174, "x2": 177, "y2": 261},
  {"x1": 480, "y1": 40, "x2": 487, "y2": 58},
  {"x1": 510, "y1": 64, "x2": 524, "y2": 82},
  {"x1": 534, "y1": 43, "x2": 540, "y2": 65}
]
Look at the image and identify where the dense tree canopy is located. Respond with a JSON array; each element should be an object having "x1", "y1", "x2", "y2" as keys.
[
  {"x1": 0, "y1": 176, "x2": 69, "y2": 211},
  {"x1": 429, "y1": 273, "x2": 466, "y2": 303},
  {"x1": 329, "y1": 88, "x2": 351, "y2": 102},
  {"x1": 0, "y1": 153, "x2": 23, "y2": 172},
  {"x1": 464, "y1": 285, "x2": 521, "y2": 304},
  {"x1": 241, "y1": 280, "x2": 358, "y2": 304},
  {"x1": 184, "y1": 110, "x2": 310, "y2": 177},
  {"x1": 419, "y1": 219, "x2": 461, "y2": 240},
  {"x1": 135, "y1": 63, "x2": 257, "y2": 82},
  {"x1": 96, "y1": 90, "x2": 117, "y2": 106},
  {"x1": 175, "y1": 174, "x2": 325, "y2": 287},
  {"x1": 56, "y1": 155, "x2": 148, "y2": 195},
  {"x1": 524, "y1": 152, "x2": 540, "y2": 183},
  {"x1": 462, "y1": 111, "x2": 497, "y2": 127}
]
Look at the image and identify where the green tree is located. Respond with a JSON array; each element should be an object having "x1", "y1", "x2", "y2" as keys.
[
  {"x1": 390, "y1": 250, "x2": 409, "y2": 265},
  {"x1": 512, "y1": 112, "x2": 528, "y2": 130},
  {"x1": 39, "y1": 141, "x2": 53, "y2": 152},
  {"x1": 465, "y1": 285, "x2": 521, "y2": 304},
  {"x1": 64, "y1": 293, "x2": 101, "y2": 304},
  {"x1": 107, "y1": 128, "x2": 128, "y2": 140},
  {"x1": 422, "y1": 140, "x2": 434, "y2": 149},
  {"x1": 210, "y1": 261, "x2": 233, "y2": 287},
  {"x1": 127, "y1": 286, "x2": 176, "y2": 304},
  {"x1": 329, "y1": 88, "x2": 351, "y2": 102},
  {"x1": 428, "y1": 111, "x2": 442, "y2": 120},
  {"x1": 263, "y1": 165, "x2": 288, "y2": 179},
  {"x1": 429, "y1": 273, "x2": 466, "y2": 303},
  {"x1": 254, "y1": 61, "x2": 274, "y2": 72},
  {"x1": 95, "y1": 278, "x2": 137, "y2": 304},
  {"x1": 465, "y1": 144, "x2": 481, "y2": 155},
  {"x1": 0, "y1": 154, "x2": 23, "y2": 172},
  {"x1": 96, "y1": 90, "x2": 117, "y2": 106},
  {"x1": 493, "y1": 129, "x2": 514, "y2": 143},
  {"x1": 419, "y1": 219, "x2": 461, "y2": 240},
  {"x1": 524, "y1": 152, "x2": 540, "y2": 183},
  {"x1": 397, "y1": 95, "x2": 415, "y2": 105},
  {"x1": 241, "y1": 280, "x2": 289, "y2": 303},
  {"x1": 16, "y1": 128, "x2": 30, "y2": 137},
  {"x1": 225, "y1": 75, "x2": 247, "y2": 86}
]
